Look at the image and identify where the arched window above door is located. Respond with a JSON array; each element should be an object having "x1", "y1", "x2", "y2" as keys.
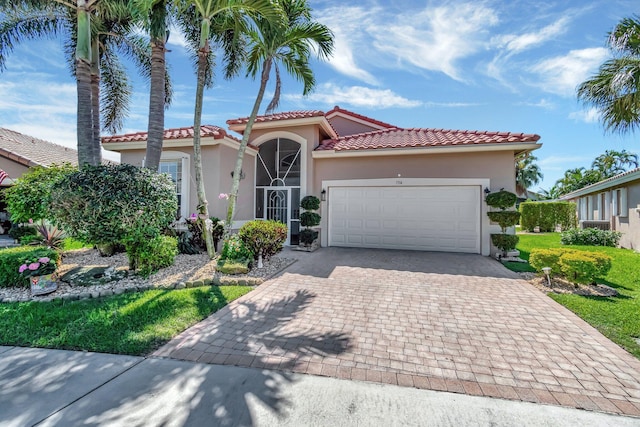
[{"x1": 256, "y1": 138, "x2": 301, "y2": 187}]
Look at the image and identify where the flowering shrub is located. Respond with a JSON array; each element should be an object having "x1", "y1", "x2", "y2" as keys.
[
  {"x1": 184, "y1": 215, "x2": 224, "y2": 253},
  {"x1": 0, "y1": 246, "x2": 59, "y2": 288},
  {"x1": 560, "y1": 228, "x2": 622, "y2": 247},
  {"x1": 18, "y1": 256, "x2": 56, "y2": 278},
  {"x1": 218, "y1": 235, "x2": 253, "y2": 264}
]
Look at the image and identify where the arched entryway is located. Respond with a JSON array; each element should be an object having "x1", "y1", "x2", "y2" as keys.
[{"x1": 254, "y1": 138, "x2": 301, "y2": 245}]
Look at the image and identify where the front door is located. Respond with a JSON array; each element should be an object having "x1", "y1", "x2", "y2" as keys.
[{"x1": 255, "y1": 138, "x2": 301, "y2": 245}]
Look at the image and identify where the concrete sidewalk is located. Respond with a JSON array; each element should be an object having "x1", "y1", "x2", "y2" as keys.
[{"x1": 1, "y1": 346, "x2": 638, "y2": 427}]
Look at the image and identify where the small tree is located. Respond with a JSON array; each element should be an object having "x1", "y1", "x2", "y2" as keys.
[
  {"x1": 299, "y1": 195, "x2": 320, "y2": 247},
  {"x1": 486, "y1": 190, "x2": 520, "y2": 257}
]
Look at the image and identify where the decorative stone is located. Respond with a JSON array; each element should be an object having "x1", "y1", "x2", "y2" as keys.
[
  {"x1": 79, "y1": 293, "x2": 91, "y2": 300},
  {"x1": 100, "y1": 290, "x2": 114, "y2": 297},
  {"x1": 175, "y1": 282, "x2": 186, "y2": 289},
  {"x1": 90, "y1": 291, "x2": 101, "y2": 299},
  {"x1": 203, "y1": 278, "x2": 212, "y2": 286},
  {"x1": 113, "y1": 288, "x2": 126, "y2": 295},
  {"x1": 192, "y1": 280, "x2": 204, "y2": 288}
]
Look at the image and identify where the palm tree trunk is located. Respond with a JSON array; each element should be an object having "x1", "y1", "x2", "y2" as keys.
[
  {"x1": 75, "y1": 0, "x2": 94, "y2": 167},
  {"x1": 193, "y1": 19, "x2": 215, "y2": 258},
  {"x1": 145, "y1": 2, "x2": 167, "y2": 172},
  {"x1": 225, "y1": 58, "x2": 272, "y2": 237},
  {"x1": 90, "y1": 37, "x2": 101, "y2": 166}
]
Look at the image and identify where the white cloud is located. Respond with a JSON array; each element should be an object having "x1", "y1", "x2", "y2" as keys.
[
  {"x1": 284, "y1": 83, "x2": 422, "y2": 109},
  {"x1": 517, "y1": 99, "x2": 555, "y2": 109},
  {"x1": 167, "y1": 24, "x2": 189, "y2": 49},
  {"x1": 569, "y1": 107, "x2": 600, "y2": 123},
  {"x1": 424, "y1": 102, "x2": 482, "y2": 108},
  {"x1": 493, "y1": 17, "x2": 570, "y2": 54},
  {"x1": 371, "y1": 3, "x2": 499, "y2": 81},
  {"x1": 316, "y1": 6, "x2": 380, "y2": 85},
  {"x1": 530, "y1": 47, "x2": 609, "y2": 96}
]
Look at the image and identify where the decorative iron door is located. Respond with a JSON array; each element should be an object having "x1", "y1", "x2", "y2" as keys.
[{"x1": 266, "y1": 189, "x2": 288, "y2": 225}]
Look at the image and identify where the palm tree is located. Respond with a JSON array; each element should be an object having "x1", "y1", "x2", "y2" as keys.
[
  {"x1": 177, "y1": 0, "x2": 280, "y2": 258},
  {"x1": 592, "y1": 149, "x2": 639, "y2": 178},
  {"x1": 134, "y1": 0, "x2": 174, "y2": 171},
  {"x1": 539, "y1": 185, "x2": 560, "y2": 200},
  {"x1": 555, "y1": 167, "x2": 603, "y2": 196},
  {"x1": 0, "y1": 0, "x2": 144, "y2": 166},
  {"x1": 577, "y1": 16, "x2": 640, "y2": 135},
  {"x1": 225, "y1": 0, "x2": 334, "y2": 235},
  {"x1": 515, "y1": 154, "x2": 543, "y2": 197}
]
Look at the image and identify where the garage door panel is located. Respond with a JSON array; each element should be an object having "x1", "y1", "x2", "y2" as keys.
[{"x1": 329, "y1": 185, "x2": 480, "y2": 253}]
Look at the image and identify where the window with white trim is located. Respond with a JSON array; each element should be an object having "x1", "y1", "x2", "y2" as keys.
[
  {"x1": 613, "y1": 188, "x2": 628, "y2": 217},
  {"x1": 157, "y1": 152, "x2": 190, "y2": 219}
]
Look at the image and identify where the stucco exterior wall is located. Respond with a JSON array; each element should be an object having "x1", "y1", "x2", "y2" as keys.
[
  {"x1": 327, "y1": 116, "x2": 379, "y2": 137},
  {"x1": 614, "y1": 182, "x2": 640, "y2": 250},
  {"x1": 313, "y1": 151, "x2": 516, "y2": 196},
  {"x1": 0, "y1": 158, "x2": 29, "y2": 184},
  {"x1": 118, "y1": 145, "x2": 255, "y2": 223}
]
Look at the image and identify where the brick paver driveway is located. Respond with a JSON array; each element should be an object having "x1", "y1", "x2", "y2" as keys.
[{"x1": 155, "y1": 248, "x2": 640, "y2": 417}]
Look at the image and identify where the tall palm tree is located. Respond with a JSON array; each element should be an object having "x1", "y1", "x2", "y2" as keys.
[
  {"x1": 177, "y1": 0, "x2": 280, "y2": 258},
  {"x1": 555, "y1": 167, "x2": 603, "y2": 196},
  {"x1": 134, "y1": 0, "x2": 174, "y2": 171},
  {"x1": 577, "y1": 15, "x2": 640, "y2": 135},
  {"x1": 0, "y1": 0, "x2": 143, "y2": 166},
  {"x1": 225, "y1": 0, "x2": 334, "y2": 235},
  {"x1": 592, "y1": 149, "x2": 639, "y2": 178},
  {"x1": 515, "y1": 154, "x2": 543, "y2": 196}
]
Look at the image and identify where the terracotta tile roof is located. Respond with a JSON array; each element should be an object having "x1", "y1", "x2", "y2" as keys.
[
  {"x1": 316, "y1": 127, "x2": 541, "y2": 151},
  {"x1": 226, "y1": 110, "x2": 326, "y2": 125},
  {"x1": 325, "y1": 105, "x2": 396, "y2": 129},
  {"x1": 102, "y1": 125, "x2": 239, "y2": 144},
  {"x1": 0, "y1": 127, "x2": 81, "y2": 167}
]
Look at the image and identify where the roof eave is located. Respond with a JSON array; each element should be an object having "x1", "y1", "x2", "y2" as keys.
[
  {"x1": 312, "y1": 142, "x2": 542, "y2": 158},
  {"x1": 560, "y1": 169, "x2": 640, "y2": 199},
  {"x1": 103, "y1": 136, "x2": 258, "y2": 155},
  {"x1": 0, "y1": 147, "x2": 43, "y2": 167},
  {"x1": 228, "y1": 116, "x2": 338, "y2": 139}
]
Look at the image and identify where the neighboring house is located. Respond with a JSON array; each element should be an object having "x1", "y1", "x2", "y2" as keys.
[
  {"x1": 0, "y1": 127, "x2": 81, "y2": 187},
  {"x1": 561, "y1": 168, "x2": 640, "y2": 251},
  {"x1": 0, "y1": 128, "x2": 86, "y2": 233},
  {"x1": 103, "y1": 106, "x2": 541, "y2": 256}
]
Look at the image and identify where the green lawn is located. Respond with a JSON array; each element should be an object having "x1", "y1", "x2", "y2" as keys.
[
  {"x1": 505, "y1": 233, "x2": 640, "y2": 358},
  {"x1": 0, "y1": 286, "x2": 251, "y2": 355}
]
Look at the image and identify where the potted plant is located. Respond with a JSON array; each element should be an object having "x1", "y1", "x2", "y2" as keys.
[
  {"x1": 485, "y1": 189, "x2": 520, "y2": 259},
  {"x1": 18, "y1": 255, "x2": 58, "y2": 296},
  {"x1": 298, "y1": 195, "x2": 321, "y2": 251}
]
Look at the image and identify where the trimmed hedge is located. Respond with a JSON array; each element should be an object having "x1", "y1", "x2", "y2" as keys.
[
  {"x1": 125, "y1": 235, "x2": 178, "y2": 278},
  {"x1": 0, "y1": 246, "x2": 60, "y2": 288},
  {"x1": 520, "y1": 202, "x2": 577, "y2": 232},
  {"x1": 560, "y1": 228, "x2": 622, "y2": 247},
  {"x1": 529, "y1": 248, "x2": 612, "y2": 284},
  {"x1": 238, "y1": 220, "x2": 287, "y2": 260},
  {"x1": 487, "y1": 211, "x2": 521, "y2": 231}
]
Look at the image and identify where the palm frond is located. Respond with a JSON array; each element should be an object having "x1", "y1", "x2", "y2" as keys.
[{"x1": 100, "y1": 49, "x2": 131, "y2": 134}]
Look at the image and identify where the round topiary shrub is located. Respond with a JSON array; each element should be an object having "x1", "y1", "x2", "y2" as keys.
[
  {"x1": 238, "y1": 220, "x2": 287, "y2": 260},
  {"x1": 487, "y1": 211, "x2": 521, "y2": 231},
  {"x1": 300, "y1": 212, "x2": 321, "y2": 228},
  {"x1": 490, "y1": 234, "x2": 519, "y2": 252},
  {"x1": 300, "y1": 195, "x2": 320, "y2": 211},
  {"x1": 485, "y1": 190, "x2": 517, "y2": 210}
]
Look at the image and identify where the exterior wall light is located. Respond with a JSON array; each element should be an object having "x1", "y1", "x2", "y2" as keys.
[{"x1": 321, "y1": 189, "x2": 326, "y2": 201}]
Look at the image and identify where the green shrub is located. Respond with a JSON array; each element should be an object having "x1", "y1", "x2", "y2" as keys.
[
  {"x1": 485, "y1": 190, "x2": 517, "y2": 210},
  {"x1": 559, "y1": 251, "x2": 612, "y2": 284},
  {"x1": 490, "y1": 234, "x2": 519, "y2": 252},
  {"x1": 238, "y1": 220, "x2": 287, "y2": 260},
  {"x1": 529, "y1": 248, "x2": 570, "y2": 274},
  {"x1": 125, "y1": 235, "x2": 178, "y2": 278},
  {"x1": 219, "y1": 234, "x2": 253, "y2": 264},
  {"x1": 529, "y1": 247, "x2": 612, "y2": 284},
  {"x1": 487, "y1": 211, "x2": 521, "y2": 231},
  {"x1": 300, "y1": 195, "x2": 320, "y2": 211},
  {"x1": 50, "y1": 164, "x2": 177, "y2": 246},
  {"x1": 560, "y1": 228, "x2": 622, "y2": 247},
  {"x1": 4, "y1": 163, "x2": 76, "y2": 223},
  {"x1": 299, "y1": 229, "x2": 319, "y2": 245},
  {"x1": 0, "y1": 246, "x2": 59, "y2": 287},
  {"x1": 520, "y1": 202, "x2": 577, "y2": 232},
  {"x1": 177, "y1": 231, "x2": 200, "y2": 255},
  {"x1": 300, "y1": 212, "x2": 321, "y2": 228},
  {"x1": 9, "y1": 224, "x2": 37, "y2": 240},
  {"x1": 20, "y1": 234, "x2": 43, "y2": 246}
]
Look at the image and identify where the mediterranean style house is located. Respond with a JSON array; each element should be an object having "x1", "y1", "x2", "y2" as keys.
[
  {"x1": 103, "y1": 106, "x2": 541, "y2": 256},
  {"x1": 561, "y1": 167, "x2": 640, "y2": 251}
]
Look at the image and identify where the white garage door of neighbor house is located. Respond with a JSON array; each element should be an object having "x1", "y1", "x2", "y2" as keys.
[{"x1": 328, "y1": 186, "x2": 481, "y2": 253}]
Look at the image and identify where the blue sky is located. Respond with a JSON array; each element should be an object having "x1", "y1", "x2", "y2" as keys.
[{"x1": 0, "y1": 0, "x2": 637, "y2": 192}]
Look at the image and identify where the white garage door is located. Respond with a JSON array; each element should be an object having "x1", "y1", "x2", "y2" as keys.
[{"x1": 328, "y1": 186, "x2": 480, "y2": 253}]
